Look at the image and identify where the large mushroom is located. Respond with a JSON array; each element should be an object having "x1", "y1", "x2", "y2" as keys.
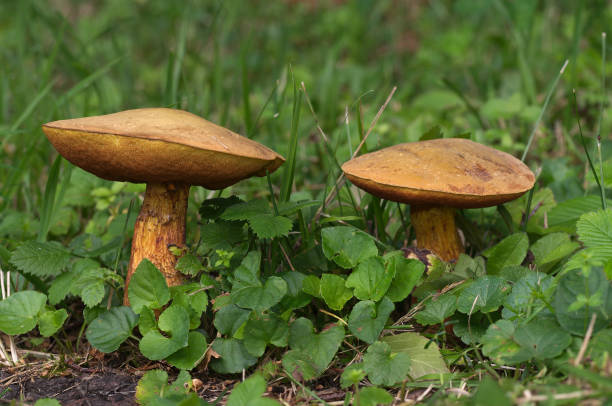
[
  {"x1": 42, "y1": 108, "x2": 284, "y2": 305},
  {"x1": 341, "y1": 138, "x2": 535, "y2": 261}
]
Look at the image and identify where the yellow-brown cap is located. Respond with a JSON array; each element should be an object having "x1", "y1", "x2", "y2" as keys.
[
  {"x1": 42, "y1": 108, "x2": 285, "y2": 189},
  {"x1": 341, "y1": 138, "x2": 535, "y2": 208}
]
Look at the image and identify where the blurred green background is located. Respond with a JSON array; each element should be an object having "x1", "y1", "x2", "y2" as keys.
[{"x1": 1, "y1": 0, "x2": 611, "y2": 246}]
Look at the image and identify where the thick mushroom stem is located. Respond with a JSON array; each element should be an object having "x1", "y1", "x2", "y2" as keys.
[
  {"x1": 410, "y1": 205, "x2": 463, "y2": 262},
  {"x1": 123, "y1": 182, "x2": 190, "y2": 305}
]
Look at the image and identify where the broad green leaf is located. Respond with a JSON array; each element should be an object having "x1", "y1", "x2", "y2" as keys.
[
  {"x1": 10, "y1": 241, "x2": 71, "y2": 277},
  {"x1": 554, "y1": 268, "x2": 612, "y2": 335},
  {"x1": 175, "y1": 254, "x2": 204, "y2": 277},
  {"x1": 481, "y1": 320, "x2": 529, "y2": 365},
  {"x1": 138, "y1": 307, "x2": 157, "y2": 336},
  {"x1": 363, "y1": 341, "x2": 411, "y2": 386},
  {"x1": 453, "y1": 254, "x2": 486, "y2": 279},
  {"x1": 200, "y1": 220, "x2": 246, "y2": 247},
  {"x1": 530, "y1": 233, "x2": 579, "y2": 269},
  {"x1": 382, "y1": 332, "x2": 449, "y2": 378},
  {"x1": 457, "y1": 276, "x2": 509, "y2": 314},
  {"x1": 127, "y1": 259, "x2": 170, "y2": 314},
  {"x1": 135, "y1": 370, "x2": 168, "y2": 404},
  {"x1": 48, "y1": 269, "x2": 77, "y2": 305},
  {"x1": 483, "y1": 233, "x2": 528, "y2": 275},
  {"x1": 346, "y1": 256, "x2": 394, "y2": 301},
  {"x1": 221, "y1": 199, "x2": 270, "y2": 221},
  {"x1": 86, "y1": 306, "x2": 138, "y2": 353},
  {"x1": 588, "y1": 329, "x2": 612, "y2": 362},
  {"x1": 354, "y1": 387, "x2": 393, "y2": 406},
  {"x1": 72, "y1": 266, "x2": 107, "y2": 308},
  {"x1": 232, "y1": 276, "x2": 287, "y2": 312},
  {"x1": 385, "y1": 255, "x2": 425, "y2": 302},
  {"x1": 414, "y1": 294, "x2": 457, "y2": 326},
  {"x1": 320, "y1": 273, "x2": 353, "y2": 310},
  {"x1": 227, "y1": 374, "x2": 281, "y2": 406},
  {"x1": 348, "y1": 297, "x2": 394, "y2": 344},
  {"x1": 34, "y1": 400, "x2": 62, "y2": 406},
  {"x1": 199, "y1": 196, "x2": 243, "y2": 220},
  {"x1": 282, "y1": 350, "x2": 319, "y2": 381},
  {"x1": 211, "y1": 338, "x2": 258, "y2": 374},
  {"x1": 481, "y1": 93, "x2": 523, "y2": 120},
  {"x1": 452, "y1": 313, "x2": 489, "y2": 345},
  {"x1": 0, "y1": 291, "x2": 46, "y2": 335},
  {"x1": 214, "y1": 304, "x2": 251, "y2": 336},
  {"x1": 548, "y1": 196, "x2": 611, "y2": 230},
  {"x1": 321, "y1": 226, "x2": 378, "y2": 269},
  {"x1": 472, "y1": 378, "x2": 512, "y2": 406},
  {"x1": 502, "y1": 273, "x2": 554, "y2": 319},
  {"x1": 248, "y1": 214, "x2": 293, "y2": 239},
  {"x1": 514, "y1": 319, "x2": 572, "y2": 360},
  {"x1": 38, "y1": 308, "x2": 68, "y2": 337},
  {"x1": 166, "y1": 331, "x2": 208, "y2": 370},
  {"x1": 243, "y1": 313, "x2": 288, "y2": 357},
  {"x1": 340, "y1": 364, "x2": 367, "y2": 388},
  {"x1": 232, "y1": 251, "x2": 262, "y2": 288},
  {"x1": 139, "y1": 305, "x2": 190, "y2": 360},
  {"x1": 288, "y1": 317, "x2": 344, "y2": 374},
  {"x1": 301, "y1": 275, "x2": 321, "y2": 298},
  {"x1": 576, "y1": 209, "x2": 612, "y2": 260}
]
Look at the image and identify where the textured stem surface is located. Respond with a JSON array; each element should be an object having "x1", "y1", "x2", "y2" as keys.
[
  {"x1": 410, "y1": 205, "x2": 463, "y2": 262},
  {"x1": 123, "y1": 182, "x2": 189, "y2": 305}
]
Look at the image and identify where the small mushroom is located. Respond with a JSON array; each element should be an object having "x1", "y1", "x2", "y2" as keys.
[
  {"x1": 341, "y1": 138, "x2": 535, "y2": 261},
  {"x1": 42, "y1": 108, "x2": 284, "y2": 304}
]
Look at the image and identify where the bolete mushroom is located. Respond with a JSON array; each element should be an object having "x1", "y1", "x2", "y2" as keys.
[
  {"x1": 341, "y1": 138, "x2": 535, "y2": 261},
  {"x1": 42, "y1": 108, "x2": 284, "y2": 304}
]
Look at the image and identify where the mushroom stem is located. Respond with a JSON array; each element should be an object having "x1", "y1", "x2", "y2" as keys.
[
  {"x1": 410, "y1": 205, "x2": 463, "y2": 262},
  {"x1": 123, "y1": 182, "x2": 189, "y2": 305}
]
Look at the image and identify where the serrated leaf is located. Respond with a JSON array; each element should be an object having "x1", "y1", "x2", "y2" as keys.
[
  {"x1": 200, "y1": 220, "x2": 246, "y2": 248},
  {"x1": 243, "y1": 313, "x2": 288, "y2": 357},
  {"x1": 321, "y1": 226, "x2": 378, "y2": 269},
  {"x1": 10, "y1": 241, "x2": 71, "y2": 277},
  {"x1": 320, "y1": 273, "x2": 353, "y2": 311},
  {"x1": 348, "y1": 297, "x2": 394, "y2": 344},
  {"x1": 502, "y1": 273, "x2": 554, "y2": 319},
  {"x1": 128, "y1": 259, "x2": 170, "y2": 314},
  {"x1": 363, "y1": 341, "x2": 411, "y2": 386},
  {"x1": 166, "y1": 331, "x2": 208, "y2": 370},
  {"x1": 548, "y1": 196, "x2": 611, "y2": 230},
  {"x1": 86, "y1": 306, "x2": 138, "y2": 353},
  {"x1": 0, "y1": 291, "x2": 47, "y2": 335},
  {"x1": 340, "y1": 364, "x2": 367, "y2": 388},
  {"x1": 577, "y1": 209, "x2": 612, "y2": 261},
  {"x1": 211, "y1": 338, "x2": 258, "y2": 374},
  {"x1": 175, "y1": 254, "x2": 204, "y2": 277},
  {"x1": 457, "y1": 276, "x2": 509, "y2": 314},
  {"x1": 414, "y1": 294, "x2": 457, "y2": 326},
  {"x1": 139, "y1": 305, "x2": 190, "y2": 360},
  {"x1": 384, "y1": 254, "x2": 425, "y2": 302},
  {"x1": 530, "y1": 233, "x2": 579, "y2": 269},
  {"x1": 382, "y1": 332, "x2": 449, "y2": 378},
  {"x1": 38, "y1": 308, "x2": 68, "y2": 337},
  {"x1": 221, "y1": 199, "x2": 270, "y2": 221},
  {"x1": 248, "y1": 214, "x2": 293, "y2": 239},
  {"x1": 346, "y1": 256, "x2": 394, "y2": 301},
  {"x1": 199, "y1": 196, "x2": 243, "y2": 220},
  {"x1": 483, "y1": 233, "x2": 528, "y2": 274},
  {"x1": 48, "y1": 270, "x2": 77, "y2": 305}
]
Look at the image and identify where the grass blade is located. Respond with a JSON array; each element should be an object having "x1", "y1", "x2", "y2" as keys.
[
  {"x1": 279, "y1": 66, "x2": 302, "y2": 202},
  {"x1": 37, "y1": 156, "x2": 62, "y2": 242}
]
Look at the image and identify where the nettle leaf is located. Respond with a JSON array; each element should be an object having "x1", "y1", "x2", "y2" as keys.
[
  {"x1": 382, "y1": 332, "x2": 449, "y2": 378},
  {"x1": 214, "y1": 304, "x2": 251, "y2": 336},
  {"x1": 348, "y1": 297, "x2": 394, "y2": 344},
  {"x1": 71, "y1": 264, "x2": 107, "y2": 308},
  {"x1": 320, "y1": 273, "x2": 353, "y2": 311},
  {"x1": 384, "y1": 254, "x2": 425, "y2": 302},
  {"x1": 554, "y1": 268, "x2": 612, "y2": 335},
  {"x1": 577, "y1": 209, "x2": 612, "y2": 260},
  {"x1": 211, "y1": 338, "x2": 258, "y2": 374},
  {"x1": 502, "y1": 273, "x2": 554, "y2": 319},
  {"x1": 321, "y1": 226, "x2": 378, "y2": 269},
  {"x1": 346, "y1": 256, "x2": 394, "y2": 301},
  {"x1": 248, "y1": 214, "x2": 293, "y2": 239},
  {"x1": 530, "y1": 233, "x2": 579, "y2": 269},
  {"x1": 175, "y1": 254, "x2": 204, "y2": 277},
  {"x1": 127, "y1": 259, "x2": 170, "y2": 314},
  {"x1": 86, "y1": 306, "x2": 138, "y2": 353},
  {"x1": 415, "y1": 294, "x2": 457, "y2": 326},
  {"x1": 355, "y1": 387, "x2": 393, "y2": 406},
  {"x1": 10, "y1": 241, "x2": 71, "y2": 277},
  {"x1": 221, "y1": 199, "x2": 270, "y2": 221},
  {"x1": 363, "y1": 341, "x2": 411, "y2": 386},
  {"x1": 483, "y1": 233, "x2": 528, "y2": 275},
  {"x1": 166, "y1": 331, "x2": 207, "y2": 370},
  {"x1": 243, "y1": 313, "x2": 289, "y2": 357},
  {"x1": 457, "y1": 276, "x2": 509, "y2": 314},
  {"x1": 0, "y1": 291, "x2": 47, "y2": 335},
  {"x1": 227, "y1": 374, "x2": 281, "y2": 406},
  {"x1": 139, "y1": 305, "x2": 190, "y2": 360},
  {"x1": 38, "y1": 308, "x2": 68, "y2": 337},
  {"x1": 284, "y1": 317, "x2": 344, "y2": 378}
]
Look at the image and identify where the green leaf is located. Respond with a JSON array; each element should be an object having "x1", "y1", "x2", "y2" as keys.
[
  {"x1": 348, "y1": 297, "x2": 394, "y2": 344},
  {"x1": 415, "y1": 294, "x2": 457, "y2": 326},
  {"x1": 201, "y1": 220, "x2": 246, "y2": 248},
  {"x1": 282, "y1": 350, "x2": 319, "y2": 381},
  {"x1": 354, "y1": 387, "x2": 393, "y2": 406},
  {"x1": 128, "y1": 259, "x2": 171, "y2": 314},
  {"x1": 530, "y1": 233, "x2": 579, "y2": 269},
  {"x1": 502, "y1": 273, "x2": 554, "y2": 319},
  {"x1": 340, "y1": 364, "x2": 367, "y2": 388},
  {"x1": 211, "y1": 338, "x2": 258, "y2": 374},
  {"x1": 483, "y1": 233, "x2": 528, "y2": 275},
  {"x1": 71, "y1": 266, "x2": 107, "y2": 308},
  {"x1": 135, "y1": 370, "x2": 167, "y2": 404},
  {"x1": 199, "y1": 196, "x2": 243, "y2": 220},
  {"x1": 86, "y1": 306, "x2": 138, "y2": 353},
  {"x1": 10, "y1": 241, "x2": 71, "y2": 277},
  {"x1": 166, "y1": 331, "x2": 208, "y2": 370},
  {"x1": 221, "y1": 199, "x2": 270, "y2": 221},
  {"x1": 321, "y1": 226, "x2": 378, "y2": 269},
  {"x1": 232, "y1": 276, "x2": 287, "y2": 312},
  {"x1": 176, "y1": 254, "x2": 204, "y2": 277},
  {"x1": 577, "y1": 209, "x2": 612, "y2": 261},
  {"x1": 301, "y1": 275, "x2": 321, "y2": 298},
  {"x1": 227, "y1": 374, "x2": 281, "y2": 406},
  {"x1": 34, "y1": 400, "x2": 62, "y2": 406},
  {"x1": 384, "y1": 254, "x2": 425, "y2": 302},
  {"x1": 138, "y1": 307, "x2": 157, "y2": 336},
  {"x1": 471, "y1": 378, "x2": 512, "y2": 406},
  {"x1": 419, "y1": 124, "x2": 444, "y2": 140},
  {"x1": 457, "y1": 276, "x2": 509, "y2": 314},
  {"x1": 346, "y1": 256, "x2": 394, "y2": 301},
  {"x1": 38, "y1": 308, "x2": 68, "y2": 337},
  {"x1": 481, "y1": 320, "x2": 530, "y2": 365},
  {"x1": 382, "y1": 332, "x2": 449, "y2": 378},
  {"x1": 214, "y1": 304, "x2": 251, "y2": 336},
  {"x1": 548, "y1": 196, "x2": 611, "y2": 230},
  {"x1": 452, "y1": 313, "x2": 489, "y2": 345},
  {"x1": 0, "y1": 291, "x2": 46, "y2": 335},
  {"x1": 248, "y1": 214, "x2": 293, "y2": 239},
  {"x1": 481, "y1": 93, "x2": 523, "y2": 119},
  {"x1": 243, "y1": 313, "x2": 288, "y2": 357},
  {"x1": 320, "y1": 273, "x2": 353, "y2": 310},
  {"x1": 514, "y1": 319, "x2": 572, "y2": 360},
  {"x1": 363, "y1": 341, "x2": 411, "y2": 386},
  {"x1": 139, "y1": 305, "x2": 190, "y2": 360},
  {"x1": 47, "y1": 270, "x2": 77, "y2": 305}
]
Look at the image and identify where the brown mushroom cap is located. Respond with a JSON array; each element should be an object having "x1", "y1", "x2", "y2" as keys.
[
  {"x1": 42, "y1": 108, "x2": 285, "y2": 189},
  {"x1": 341, "y1": 138, "x2": 535, "y2": 208}
]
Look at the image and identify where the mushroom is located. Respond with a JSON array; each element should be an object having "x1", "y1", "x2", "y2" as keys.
[
  {"x1": 42, "y1": 108, "x2": 284, "y2": 304},
  {"x1": 341, "y1": 138, "x2": 535, "y2": 261}
]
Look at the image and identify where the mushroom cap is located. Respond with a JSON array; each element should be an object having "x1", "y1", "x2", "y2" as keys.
[
  {"x1": 42, "y1": 108, "x2": 285, "y2": 189},
  {"x1": 341, "y1": 138, "x2": 535, "y2": 208}
]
